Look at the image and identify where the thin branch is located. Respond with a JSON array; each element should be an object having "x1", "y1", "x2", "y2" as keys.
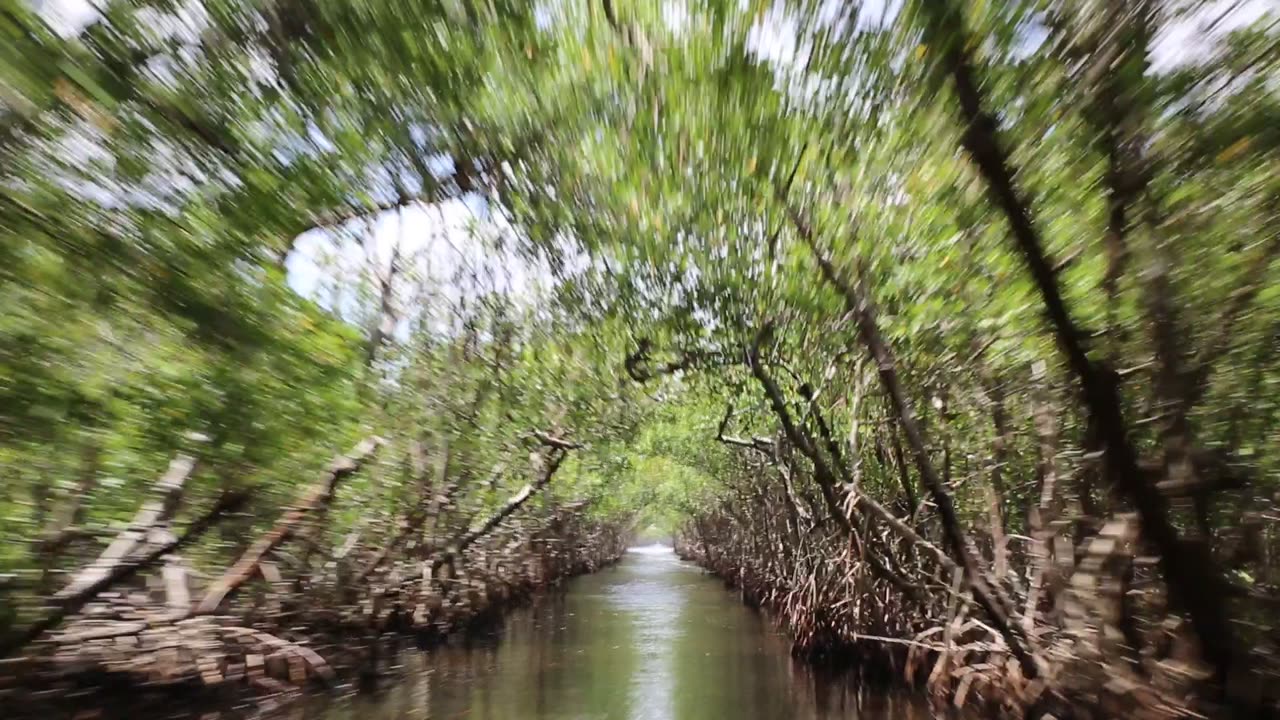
[{"x1": 715, "y1": 402, "x2": 775, "y2": 454}]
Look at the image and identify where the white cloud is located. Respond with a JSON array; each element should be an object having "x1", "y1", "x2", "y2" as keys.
[
  {"x1": 36, "y1": 0, "x2": 100, "y2": 36},
  {"x1": 286, "y1": 195, "x2": 548, "y2": 338},
  {"x1": 1151, "y1": 0, "x2": 1277, "y2": 72}
]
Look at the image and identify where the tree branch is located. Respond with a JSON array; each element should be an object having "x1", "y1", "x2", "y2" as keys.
[
  {"x1": 916, "y1": 0, "x2": 1235, "y2": 680},
  {"x1": 775, "y1": 181, "x2": 1040, "y2": 678},
  {"x1": 0, "y1": 491, "x2": 248, "y2": 658}
]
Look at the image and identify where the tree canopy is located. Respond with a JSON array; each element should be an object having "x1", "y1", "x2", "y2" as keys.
[{"x1": 2, "y1": 0, "x2": 1279, "y2": 714}]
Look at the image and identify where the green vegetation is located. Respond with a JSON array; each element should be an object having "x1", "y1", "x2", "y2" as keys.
[{"x1": 1, "y1": 0, "x2": 1278, "y2": 716}]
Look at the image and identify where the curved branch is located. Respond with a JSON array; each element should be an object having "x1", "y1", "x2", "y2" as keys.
[
  {"x1": 432, "y1": 447, "x2": 571, "y2": 572},
  {"x1": 715, "y1": 402, "x2": 775, "y2": 454},
  {"x1": 624, "y1": 339, "x2": 732, "y2": 383}
]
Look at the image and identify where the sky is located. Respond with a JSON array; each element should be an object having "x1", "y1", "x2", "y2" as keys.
[
  {"x1": 285, "y1": 195, "x2": 504, "y2": 302},
  {"x1": 282, "y1": 194, "x2": 547, "y2": 341}
]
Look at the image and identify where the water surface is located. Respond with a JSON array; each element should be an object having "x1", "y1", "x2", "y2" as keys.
[{"x1": 305, "y1": 545, "x2": 938, "y2": 720}]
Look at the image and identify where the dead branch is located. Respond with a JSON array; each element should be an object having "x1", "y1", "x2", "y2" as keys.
[{"x1": 193, "y1": 437, "x2": 382, "y2": 615}]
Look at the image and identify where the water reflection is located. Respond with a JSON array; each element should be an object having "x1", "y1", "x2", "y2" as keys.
[
  {"x1": 303, "y1": 545, "x2": 941, "y2": 720},
  {"x1": 609, "y1": 545, "x2": 683, "y2": 718}
]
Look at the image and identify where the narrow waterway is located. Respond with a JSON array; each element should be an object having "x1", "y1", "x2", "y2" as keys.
[{"x1": 301, "y1": 545, "x2": 940, "y2": 720}]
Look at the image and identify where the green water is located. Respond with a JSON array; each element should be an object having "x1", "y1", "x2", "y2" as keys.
[{"x1": 302, "y1": 546, "x2": 937, "y2": 720}]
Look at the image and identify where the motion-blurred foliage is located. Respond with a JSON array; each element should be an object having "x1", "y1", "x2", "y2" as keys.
[{"x1": 1, "y1": 0, "x2": 1278, "y2": 709}]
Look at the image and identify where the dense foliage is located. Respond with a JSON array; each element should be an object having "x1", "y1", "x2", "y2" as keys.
[{"x1": 1, "y1": 0, "x2": 1278, "y2": 715}]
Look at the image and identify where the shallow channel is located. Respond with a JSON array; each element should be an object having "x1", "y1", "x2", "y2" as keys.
[{"x1": 297, "y1": 545, "x2": 940, "y2": 720}]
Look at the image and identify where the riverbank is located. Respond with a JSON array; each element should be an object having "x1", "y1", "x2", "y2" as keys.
[
  {"x1": 3, "y1": 535, "x2": 627, "y2": 720},
  {"x1": 671, "y1": 536, "x2": 941, "y2": 676},
  {"x1": 673, "y1": 528, "x2": 1266, "y2": 720},
  {"x1": 0, "y1": 438, "x2": 630, "y2": 720}
]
